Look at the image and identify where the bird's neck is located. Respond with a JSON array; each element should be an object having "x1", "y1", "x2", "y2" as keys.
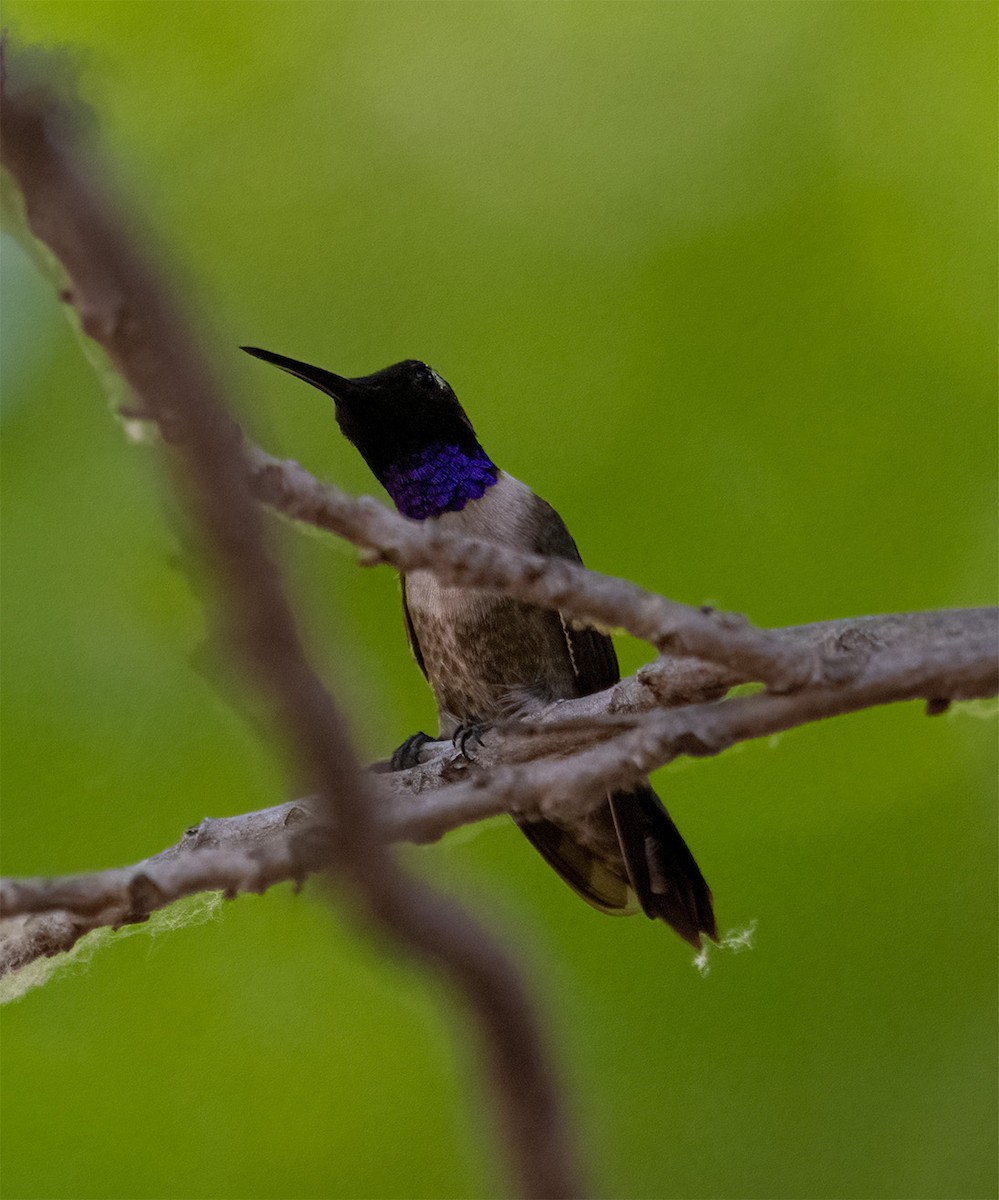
[{"x1": 381, "y1": 442, "x2": 498, "y2": 520}]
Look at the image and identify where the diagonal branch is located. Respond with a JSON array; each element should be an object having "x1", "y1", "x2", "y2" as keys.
[
  {"x1": 246, "y1": 447, "x2": 819, "y2": 691},
  {"x1": 1, "y1": 44, "x2": 582, "y2": 1200},
  {"x1": 244, "y1": 451, "x2": 999, "y2": 708}
]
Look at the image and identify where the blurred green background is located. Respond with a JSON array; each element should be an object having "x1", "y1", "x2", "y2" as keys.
[{"x1": 2, "y1": 3, "x2": 996, "y2": 1198}]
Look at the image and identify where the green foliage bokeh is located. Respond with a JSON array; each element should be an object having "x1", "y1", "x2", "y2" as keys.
[{"x1": 2, "y1": 4, "x2": 995, "y2": 1198}]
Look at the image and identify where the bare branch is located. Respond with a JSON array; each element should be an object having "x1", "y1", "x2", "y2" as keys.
[
  {"x1": 1, "y1": 45, "x2": 581, "y2": 1200},
  {"x1": 428, "y1": 606, "x2": 999, "y2": 829},
  {"x1": 246, "y1": 447, "x2": 819, "y2": 692},
  {"x1": 607, "y1": 606, "x2": 999, "y2": 713},
  {"x1": 245, "y1": 450, "x2": 998, "y2": 710},
  {"x1": 4, "y1": 607, "x2": 994, "y2": 974},
  {"x1": 0, "y1": 804, "x2": 309, "y2": 975}
]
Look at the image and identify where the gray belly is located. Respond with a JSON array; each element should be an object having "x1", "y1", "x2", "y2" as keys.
[{"x1": 404, "y1": 570, "x2": 578, "y2": 736}]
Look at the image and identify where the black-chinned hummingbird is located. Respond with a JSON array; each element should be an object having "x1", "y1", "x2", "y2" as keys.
[{"x1": 243, "y1": 347, "x2": 716, "y2": 947}]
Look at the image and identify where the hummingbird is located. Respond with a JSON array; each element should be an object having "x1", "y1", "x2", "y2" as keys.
[{"x1": 243, "y1": 347, "x2": 716, "y2": 947}]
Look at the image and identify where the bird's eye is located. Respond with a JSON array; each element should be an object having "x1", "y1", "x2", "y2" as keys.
[
  {"x1": 412, "y1": 363, "x2": 448, "y2": 393},
  {"x1": 410, "y1": 364, "x2": 434, "y2": 389}
]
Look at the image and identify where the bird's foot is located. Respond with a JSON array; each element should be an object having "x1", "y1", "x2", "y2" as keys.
[
  {"x1": 390, "y1": 731, "x2": 434, "y2": 771},
  {"x1": 452, "y1": 721, "x2": 492, "y2": 761}
]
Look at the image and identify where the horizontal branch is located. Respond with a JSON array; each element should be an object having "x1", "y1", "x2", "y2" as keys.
[
  {"x1": 600, "y1": 606, "x2": 999, "y2": 711},
  {"x1": 415, "y1": 607, "x2": 998, "y2": 830},
  {"x1": 4, "y1": 606, "x2": 994, "y2": 974},
  {"x1": 0, "y1": 804, "x2": 309, "y2": 976}
]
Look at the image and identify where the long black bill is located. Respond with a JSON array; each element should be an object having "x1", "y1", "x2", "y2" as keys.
[{"x1": 241, "y1": 346, "x2": 358, "y2": 400}]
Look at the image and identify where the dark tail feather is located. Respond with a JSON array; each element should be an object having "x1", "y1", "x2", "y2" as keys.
[
  {"x1": 515, "y1": 815, "x2": 636, "y2": 915},
  {"x1": 609, "y1": 786, "x2": 717, "y2": 948}
]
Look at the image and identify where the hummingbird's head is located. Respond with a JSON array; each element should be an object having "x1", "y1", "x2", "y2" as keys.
[{"x1": 242, "y1": 347, "x2": 497, "y2": 519}]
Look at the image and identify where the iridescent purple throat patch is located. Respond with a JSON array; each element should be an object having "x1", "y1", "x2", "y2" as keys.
[{"x1": 382, "y1": 443, "x2": 498, "y2": 520}]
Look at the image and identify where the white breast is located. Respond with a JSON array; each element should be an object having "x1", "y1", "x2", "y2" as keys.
[
  {"x1": 404, "y1": 471, "x2": 532, "y2": 617},
  {"x1": 427, "y1": 470, "x2": 531, "y2": 541}
]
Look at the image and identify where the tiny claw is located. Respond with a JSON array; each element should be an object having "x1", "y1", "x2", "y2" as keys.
[
  {"x1": 452, "y1": 722, "x2": 491, "y2": 760},
  {"x1": 391, "y1": 731, "x2": 434, "y2": 771}
]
